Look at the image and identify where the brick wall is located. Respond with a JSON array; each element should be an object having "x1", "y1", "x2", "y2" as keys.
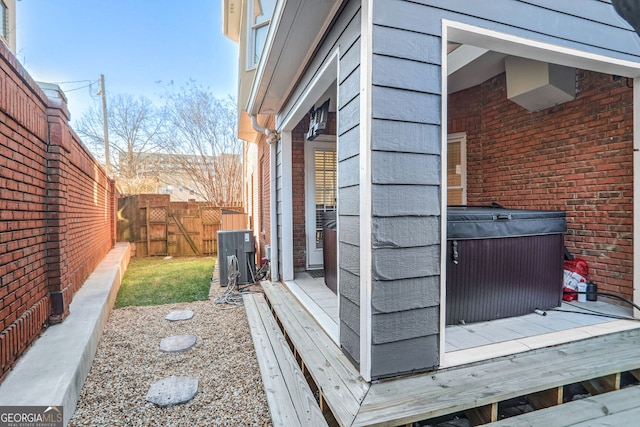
[
  {"x1": 292, "y1": 116, "x2": 308, "y2": 271},
  {"x1": 254, "y1": 116, "x2": 277, "y2": 264},
  {"x1": 258, "y1": 136, "x2": 271, "y2": 259},
  {"x1": 0, "y1": 43, "x2": 116, "y2": 382},
  {"x1": 449, "y1": 70, "x2": 633, "y2": 299}
]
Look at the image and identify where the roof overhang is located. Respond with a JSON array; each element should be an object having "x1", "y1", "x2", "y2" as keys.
[
  {"x1": 222, "y1": 0, "x2": 242, "y2": 42},
  {"x1": 247, "y1": 0, "x2": 343, "y2": 117}
]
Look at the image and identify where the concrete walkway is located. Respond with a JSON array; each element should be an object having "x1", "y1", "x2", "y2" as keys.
[{"x1": 0, "y1": 243, "x2": 131, "y2": 427}]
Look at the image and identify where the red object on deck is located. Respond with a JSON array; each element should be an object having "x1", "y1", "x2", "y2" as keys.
[{"x1": 564, "y1": 258, "x2": 588, "y2": 279}]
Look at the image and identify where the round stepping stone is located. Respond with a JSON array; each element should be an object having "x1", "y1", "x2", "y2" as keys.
[
  {"x1": 160, "y1": 335, "x2": 197, "y2": 352},
  {"x1": 165, "y1": 310, "x2": 194, "y2": 321},
  {"x1": 145, "y1": 376, "x2": 198, "y2": 407}
]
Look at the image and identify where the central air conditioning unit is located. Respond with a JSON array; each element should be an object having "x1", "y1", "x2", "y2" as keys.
[{"x1": 217, "y1": 230, "x2": 256, "y2": 286}]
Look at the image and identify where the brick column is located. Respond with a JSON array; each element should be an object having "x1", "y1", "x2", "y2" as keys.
[{"x1": 42, "y1": 84, "x2": 72, "y2": 323}]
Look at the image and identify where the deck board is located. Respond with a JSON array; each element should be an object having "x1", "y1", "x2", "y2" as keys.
[
  {"x1": 353, "y1": 328, "x2": 640, "y2": 426},
  {"x1": 243, "y1": 293, "x2": 327, "y2": 426},
  {"x1": 487, "y1": 385, "x2": 640, "y2": 426},
  {"x1": 445, "y1": 301, "x2": 635, "y2": 353},
  {"x1": 262, "y1": 281, "x2": 369, "y2": 427}
]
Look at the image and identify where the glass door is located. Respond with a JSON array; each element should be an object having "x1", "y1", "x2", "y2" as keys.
[{"x1": 305, "y1": 143, "x2": 336, "y2": 268}]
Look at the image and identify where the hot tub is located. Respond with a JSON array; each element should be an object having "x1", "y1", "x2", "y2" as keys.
[{"x1": 446, "y1": 206, "x2": 567, "y2": 325}]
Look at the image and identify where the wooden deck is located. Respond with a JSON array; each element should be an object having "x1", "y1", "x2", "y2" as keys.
[
  {"x1": 255, "y1": 280, "x2": 640, "y2": 426},
  {"x1": 261, "y1": 281, "x2": 370, "y2": 426},
  {"x1": 243, "y1": 293, "x2": 327, "y2": 426}
]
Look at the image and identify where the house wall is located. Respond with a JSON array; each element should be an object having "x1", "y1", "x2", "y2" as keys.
[
  {"x1": 243, "y1": 140, "x2": 258, "y2": 236},
  {"x1": 269, "y1": 0, "x2": 362, "y2": 364},
  {"x1": 335, "y1": 2, "x2": 363, "y2": 368},
  {"x1": 365, "y1": 0, "x2": 640, "y2": 378},
  {"x1": 0, "y1": 0, "x2": 16, "y2": 53},
  {"x1": 378, "y1": 0, "x2": 640, "y2": 62},
  {"x1": 323, "y1": 0, "x2": 363, "y2": 369},
  {"x1": 0, "y1": 42, "x2": 116, "y2": 383},
  {"x1": 243, "y1": 117, "x2": 272, "y2": 264},
  {"x1": 265, "y1": 0, "x2": 640, "y2": 380},
  {"x1": 276, "y1": 139, "x2": 284, "y2": 279},
  {"x1": 367, "y1": 2, "x2": 443, "y2": 379},
  {"x1": 258, "y1": 139, "x2": 271, "y2": 258},
  {"x1": 450, "y1": 70, "x2": 634, "y2": 299},
  {"x1": 290, "y1": 112, "x2": 338, "y2": 272}
]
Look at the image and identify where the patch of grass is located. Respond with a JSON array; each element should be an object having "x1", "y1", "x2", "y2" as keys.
[{"x1": 115, "y1": 257, "x2": 215, "y2": 308}]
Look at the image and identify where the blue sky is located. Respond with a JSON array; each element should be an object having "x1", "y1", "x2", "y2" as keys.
[{"x1": 15, "y1": 0, "x2": 238, "y2": 122}]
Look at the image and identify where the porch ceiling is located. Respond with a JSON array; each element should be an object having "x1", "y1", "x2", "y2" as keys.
[
  {"x1": 448, "y1": 44, "x2": 507, "y2": 94},
  {"x1": 247, "y1": 0, "x2": 343, "y2": 116}
]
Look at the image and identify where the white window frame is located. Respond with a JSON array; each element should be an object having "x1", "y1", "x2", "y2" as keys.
[
  {"x1": 246, "y1": 0, "x2": 274, "y2": 71},
  {"x1": 0, "y1": 1, "x2": 7, "y2": 43},
  {"x1": 447, "y1": 132, "x2": 467, "y2": 205}
]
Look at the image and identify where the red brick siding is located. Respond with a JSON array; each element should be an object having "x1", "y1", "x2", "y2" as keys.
[
  {"x1": 254, "y1": 116, "x2": 276, "y2": 262},
  {"x1": 449, "y1": 70, "x2": 633, "y2": 299},
  {"x1": 292, "y1": 117, "x2": 308, "y2": 271},
  {"x1": 0, "y1": 42, "x2": 115, "y2": 382},
  {"x1": 289, "y1": 112, "x2": 337, "y2": 272},
  {"x1": 258, "y1": 138, "x2": 271, "y2": 258}
]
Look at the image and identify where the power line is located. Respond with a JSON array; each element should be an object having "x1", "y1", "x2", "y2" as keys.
[
  {"x1": 49, "y1": 79, "x2": 97, "y2": 85},
  {"x1": 63, "y1": 83, "x2": 96, "y2": 92}
]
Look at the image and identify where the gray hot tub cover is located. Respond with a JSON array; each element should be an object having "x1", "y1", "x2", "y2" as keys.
[{"x1": 447, "y1": 206, "x2": 567, "y2": 240}]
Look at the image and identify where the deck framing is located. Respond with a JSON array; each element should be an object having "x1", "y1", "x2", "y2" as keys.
[{"x1": 487, "y1": 384, "x2": 640, "y2": 426}]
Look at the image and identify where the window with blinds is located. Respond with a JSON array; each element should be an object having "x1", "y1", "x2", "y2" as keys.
[
  {"x1": 447, "y1": 133, "x2": 466, "y2": 205},
  {"x1": 314, "y1": 149, "x2": 337, "y2": 249}
]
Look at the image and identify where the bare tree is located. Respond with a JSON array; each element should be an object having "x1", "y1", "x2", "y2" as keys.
[
  {"x1": 75, "y1": 94, "x2": 166, "y2": 195},
  {"x1": 163, "y1": 82, "x2": 242, "y2": 204}
]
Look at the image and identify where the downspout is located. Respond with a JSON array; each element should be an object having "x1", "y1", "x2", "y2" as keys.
[
  {"x1": 251, "y1": 115, "x2": 280, "y2": 145},
  {"x1": 250, "y1": 115, "x2": 280, "y2": 281}
]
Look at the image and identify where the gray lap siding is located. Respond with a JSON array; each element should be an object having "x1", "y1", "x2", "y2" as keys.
[{"x1": 277, "y1": 0, "x2": 640, "y2": 379}]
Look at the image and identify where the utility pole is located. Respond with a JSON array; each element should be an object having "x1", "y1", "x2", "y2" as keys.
[{"x1": 100, "y1": 74, "x2": 111, "y2": 175}]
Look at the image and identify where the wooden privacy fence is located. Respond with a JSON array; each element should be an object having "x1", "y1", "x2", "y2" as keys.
[{"x1": 117, "y1": 194, "x2": 247, "y2": 257}]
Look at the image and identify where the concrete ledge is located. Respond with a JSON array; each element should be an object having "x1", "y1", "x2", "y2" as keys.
[{"x1": 0, "y1": 243, "x2": 131, "y2": 426}]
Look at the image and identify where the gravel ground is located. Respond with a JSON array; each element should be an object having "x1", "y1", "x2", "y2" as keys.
[{"x1": 68, "y1": 282, "x2": 271, "y2": 427}]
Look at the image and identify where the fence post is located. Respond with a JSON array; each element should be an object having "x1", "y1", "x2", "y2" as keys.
[{"x1": 146, "y1": 200, "x2": 151, "y2": 256}]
